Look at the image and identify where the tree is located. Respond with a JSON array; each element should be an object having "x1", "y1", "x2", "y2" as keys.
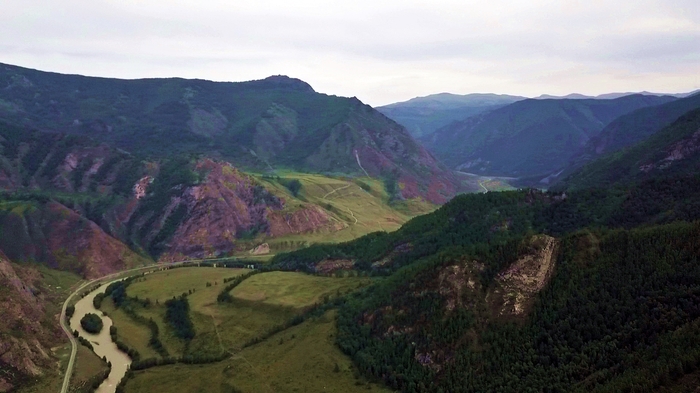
[{"x1": 81, "y1": 313, "x2": 104, "y2": 334}]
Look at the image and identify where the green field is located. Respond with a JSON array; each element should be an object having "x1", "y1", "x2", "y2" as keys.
[
  {"x1": 128, "y1": 266, "x2": 249, "y2": 306},
  {"x1": 70, "y1": 345, "x2": 109, "y2": 391},
  {"x1": 102, "y1": 298, "x2": 161, "y2": 359},
  {"x1": 231, "y1": 271, "x2": 366, "y2": 308},
  {"x1": 123, "y1": 311, "x2": 391, "y2": 393}
]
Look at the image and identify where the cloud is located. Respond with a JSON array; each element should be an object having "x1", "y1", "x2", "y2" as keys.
[{"x1": 0, "y1": 0, "x2": 698, "y2": 105}]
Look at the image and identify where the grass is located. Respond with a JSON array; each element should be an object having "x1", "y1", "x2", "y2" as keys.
[
  {"x1": 128, "y1": 267, "x2": 249, "y2": 305},
  {"x1": 192, "y1": 271, "x2": 372, "y2": 355},
  {"x1": 124, "y1": 267, "x2": 249, "y2": 357},
  {"x1": 70, "y1": 345, "x2": 109, "y2": 391},
  {"x1": 230, "y1": 271, "x2": 369, "y2": 308},
  {"x1": 102, "y1": 297, "x2": 160, "y2": 359},
  {"x1": 246, "y1": 172, "x2": 434, "y2": 253},
  {"x1": 123, "y1": 310, "x2": 392, "y2": 393}
]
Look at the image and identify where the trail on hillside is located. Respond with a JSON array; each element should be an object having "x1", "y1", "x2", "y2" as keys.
[{"x1": 322, "y1": 184, "x2": 351, "y2": 199}]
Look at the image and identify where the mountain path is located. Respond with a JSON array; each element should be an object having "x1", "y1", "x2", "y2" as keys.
[
  {"x1": 322, "y1": 184, "x2": 351, "y2": 199},
  {"x1": 354, "y1": 150, "x2": 371, "y2": 177}
]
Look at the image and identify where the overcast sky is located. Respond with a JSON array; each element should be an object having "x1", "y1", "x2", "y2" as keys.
[{"x1": 1, "y1": 0, "x2": 699, "y2": 106}]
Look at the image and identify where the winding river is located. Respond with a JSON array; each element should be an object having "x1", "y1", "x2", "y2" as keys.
[{"x1": 69, "y1": 281, "x2": 131, "y2": 393}]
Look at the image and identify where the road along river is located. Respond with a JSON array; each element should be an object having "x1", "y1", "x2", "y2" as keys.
[{"x1": 69, "y1": 281, "x2": 131, "y2": 393}]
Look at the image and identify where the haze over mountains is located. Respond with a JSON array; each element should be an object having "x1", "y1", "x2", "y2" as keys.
[{"x1": 420, "y1": 94, "x2": 676, "y2": 178}]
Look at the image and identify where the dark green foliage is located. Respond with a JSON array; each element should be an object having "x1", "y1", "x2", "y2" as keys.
[
  {"x1": 65, "y1": 305, "x2": 75, "y2": 319},
  {"x1": 335, "y1": 222, "x2": 700, "y2": 392},
  {"x1": 279, "y1": 178, "x2": 302, "y2": 197},
  {"x1": 80, "y1": 313, "x2": 103, "y2": 334},
  {"x1": 164, "y1": 296, "x2": 195, "y2": 340},
  {"x1": 93, "y1": 293, "x2": 105, "y2": 309}
]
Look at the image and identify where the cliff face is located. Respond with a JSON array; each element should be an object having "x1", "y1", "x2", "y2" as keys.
[
  {"x1": 159, "y1": 159, "x2": 338, "y2": 261},
  {"x1": 0, "y1": 252, "x2": 59, "y2": 392}
]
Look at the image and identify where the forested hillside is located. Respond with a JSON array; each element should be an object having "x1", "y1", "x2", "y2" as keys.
[
  {"x1": 272, "y1": 163, "x2": 700, "y2": 392},
  {"x1": 556, "y1": 107, "x2": 700, "y2": 191},
  {"x1": 572, "y1": 92, "x2": 700, "y2": 164},
  {"x1": 0, "y1": 63, "x2": 457, "y2": 203},
  {"x1": 421, "y1": 95, "x2": 675, "y2": 177}
]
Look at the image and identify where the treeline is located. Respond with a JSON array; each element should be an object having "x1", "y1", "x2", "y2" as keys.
[
  {"x1": 102, "y1": 276, "x2": 168, "y2": 358},
  {"x1": 217, "y1": 270, "x2": 262, "y2": 302},
  {"x1": 164, "y1": 296, "x2": 195, "y2": 340},
  {"x1": 271, "y1": 174, "x2": 700, "y2": 275}
]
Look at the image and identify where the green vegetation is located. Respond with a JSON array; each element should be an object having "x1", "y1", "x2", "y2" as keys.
[
  {"x1": 556, "y1": 108, "x2": 700, "y2": 191},
  {"x1": 80, "y1": 313, "x2": 103, "y2": 334},
  {"x1": 335, "y1": 222, "x2": 700, "y2": 392},
  {"x1": 164, "y1": 296, "x2": 195, "y2": 340},
  {"x1": 122, "y1": 311, "x2": 391, "y2": 393},
  {"x1": 69, "y1": 345, "x2": 110, "y2": 393}
]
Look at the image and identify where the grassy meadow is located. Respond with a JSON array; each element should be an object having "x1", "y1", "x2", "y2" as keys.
[
  {"x1": 123, "y1": 311, "x2": 391, "y2": 393},
  {"x1": 112, "y1": 267, "x2": 385, "y2": 392}
]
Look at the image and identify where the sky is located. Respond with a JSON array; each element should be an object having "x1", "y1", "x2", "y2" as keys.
[{"x1": 1, "y1": 0, "x2": 699, "y2": 106}]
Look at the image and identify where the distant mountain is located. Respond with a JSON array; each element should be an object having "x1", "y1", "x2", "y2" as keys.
[
  {"x1": 421, "y1": 95, "x2": 676, "y2": 177},
  {"x1": 557, "y1": 92, "x2": 700, "y2": 173},
  {"x1": 0, "y1": 63, "x2": 456, "y2": 204},
  {"x1": 377, "y1": 93, "x2": 525, "y2": 138},
  {"x1": 554, "y1": 107, "x2": 700, "y2": 191},
  {"x1": 535, "y1": 90, "x2": 697, "y2": 100},
  {"x1": 535, "y1": 93, "x2": 594, "y2": 99}
]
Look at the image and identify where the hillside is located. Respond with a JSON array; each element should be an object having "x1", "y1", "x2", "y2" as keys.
[
  {"x1": 377, "y1": 93, "x2": 524, "y2": 138},
  {"x1": 0, "y1": 121, "x2": 431, "y2": 265},
  {"x1": 554, "y1": 107, "x2": 700, "y2": 191},
  {"x1": 0, "y1": 63, "x2": 457, "y2": 204},
  {"x1": 561, "y1": 92, "x2": 700, "y2": 171},
  {"x1": 0, "y1": 252, "x2": 81, "y2": 392},
  {"x1": 270, "y1": 170, "x2": 700, "y2": 392},
  {"x1": 421, "y1": 95, "x2": 676, "y2": 177}
]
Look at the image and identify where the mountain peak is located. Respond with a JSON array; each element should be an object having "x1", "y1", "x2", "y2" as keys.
[{"x1": 254, "y1": 75, "x2": 315, "y2": 92}]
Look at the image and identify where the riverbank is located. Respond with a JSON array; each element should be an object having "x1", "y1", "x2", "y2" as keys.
[{"x1": 69, "y1": 282, "x2": 131, "y2": 393}]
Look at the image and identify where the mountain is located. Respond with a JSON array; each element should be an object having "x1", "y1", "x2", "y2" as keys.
[
  {"x1": 554, "y1": 107, "x2": 700, "y2": 191},
  {"x1": 0, "y1": 63, "x2": 456, "y2": 204},
  {"x1": 565, "y1": 92, "x2": 700, "y2": 167},
  {"x1": 272, "y1": 166, "x2": 700, "y2": 392},
  {"x1": 421, "y1": 94, "x2": 676, "y2": 177},
  {"x1": 535, "y1": 90, "x2": 698, "y2": 100},
  {"x1": 377, "y1": 93, "x2": 525, "y2": 138},
  {"x1": 0, "y1": 120, "x2": 432, "y2": 265}
]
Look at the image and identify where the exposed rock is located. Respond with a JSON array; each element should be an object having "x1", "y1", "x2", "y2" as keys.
[
  {"x1": 492, "y1": 235, "x2": 558, "y2": 317},
  {"x1": 249, "y1": 243, "x2": 270, "y2": 255},
  {"x1": 0, "y1": 251, "x2": 57, "y2": 388}
]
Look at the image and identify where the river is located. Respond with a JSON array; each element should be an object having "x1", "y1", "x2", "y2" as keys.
[{"x1": 69, "y1": 281, "x2": 131, "y2": 393}]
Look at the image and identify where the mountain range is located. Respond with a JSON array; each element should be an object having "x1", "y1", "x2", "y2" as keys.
[
  {"x1": 0, "y1": 63, "x2": 457, "y2": 205},
  {"x1": 420, "y1": 94, "x2": 676, "y2": 177},
  {"x1": 377, "y1": 93, "x2": 525, "y2": 138}
]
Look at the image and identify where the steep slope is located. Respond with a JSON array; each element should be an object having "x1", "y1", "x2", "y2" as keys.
[
  {"x1": 422, "y1": 95, "x2": 676, "y2": 177},
  {"x1": 377, "y1": 93, "x2": 524, "y2": 138},
  {"x1": 0, "y1": 121, "x2": 430, "y2": 263},
  {"x1": 564, "y1": 92, "x2": 700, "y2": 169},
  {"x1": 0, "y1": 252, "x2": 79, "y2": 392},
  {"x1": 0, "y1": 63, "x2": 456, "y2": 203},
  {"x1": 555, "y1": 108, "x2": 700, "y2": 191}
]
